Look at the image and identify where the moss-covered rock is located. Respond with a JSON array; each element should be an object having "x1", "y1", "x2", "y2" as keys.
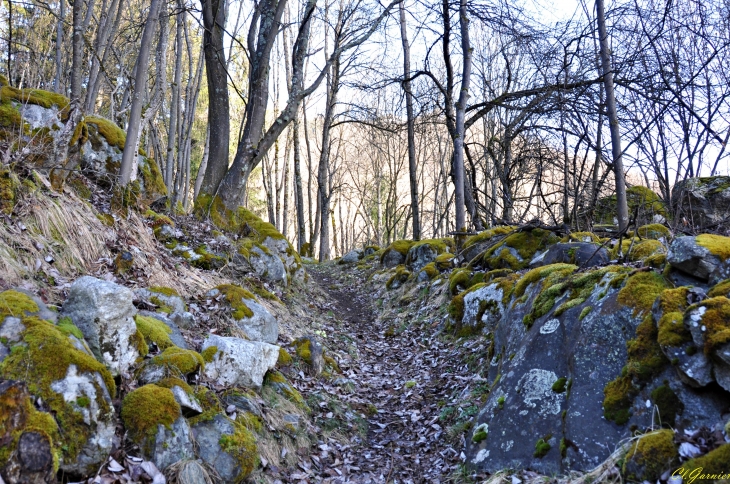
[
  {"x1": 481, "y1": 228, "x2": 561, "y2": 271},
  {"x1": 386, "y1": 264, "x2": 411, "y2": 290},
  {"x1": 0, "y1": 315, "x2": 116, "y2": 475},
  {"x1": 677, "y1": 444, "x2": 730, "y2": 479},
  {"x1": 380, "y1": 240, "x2": 415, "y2": 267},
  {"x1": 622, "y1": 430, "x2": 678, "y2": 482},
  {"x1": 637, "y1": 224, "x2": 671, "y2": 240},
  {"x1": 595, "y1": 185, "x2": 668, "y2": 226},
  {"x1": 405, "y1": 238, "x2": 454, "y2": 272},
  {"x1": 121, "y1": 384, "x2": 180, "y2": 444},
  {"x1": 0, "y1": 168, "x2": 19, "y2": 215}
]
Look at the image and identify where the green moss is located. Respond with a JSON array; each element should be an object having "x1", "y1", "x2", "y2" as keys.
[
  {"x1": 135, "y1": 314, "x2": 174, "y2": 349},
  {"x1": 637, "y1": 224, "x2": 671, "y2": 240},
  {"x1": 697, "y1": 234, "x2": 730, "y2": 260},
  {"x1": 0, "y1": 101, "x2": 24, "y2": 130},
  {"x1": 264, "y1": 370, "x2": 306, "y2": 407},
  {"x1": 85, "y1": 115, "x2": 126, "y2": 151},
  {"x1": 201, "y1": 346, "x2": 218, "y2": 363},
  {"x1": 603, "y1": 375, "x2": 634, "y2": 425},
  {"x1": 121, "y1": 384, "x2": 180, "y2": 443},
  {"x1": 294, "y1": 338, "x2": 313, "y2": 365},
  {"x1": 0, "y1": 85, "x2": 69, "y2": 111},
  {"x1": 237, "y1": 410, "x2": 263, "y2": 433},
  {"x1": 0, "y1": 169, "x2": 19, "y2": 214},
  {"x1": 218, "y1": 421, "x2": 257, "y2": 481},
  {"x1": 57, "y1": 316, "x2": 83, "y2": 340},
  {"x1": 552, "y1": 377, "x2": 567, "y2": 393},
  {"x1": 449, "y1": 268, "x2": 471, "y2": 295},
  {"x1": 617, "y1": 271, "x2": 669, "y2": 315},
  {"x1": 562, "y1": 231, "x2": 600, "y2": 243},
  {"x1": 131, "y1": 328, "x2": 149, "y2": 357},
  {"x1": 622, "y1": 429, "x2": 678, "y2": 482},
  {"x1": 381, "y1": 240, "x2": 416, "y2": 260},
  {"x1": 277, "y1": 347, "x2": 293, "y2": 367},
  {"x1": 324, "y1": 354, "x2": 341, "y2": 373},
  {"x1": 656, "y1": 287, "x2": 692, "y2": 347},
  {"x1": 449, "y1": 283, "x2": 488, "y2": 323},
  {"x1": 386, "y1": 264, "x2": 411, "y2": 289},
  {"x1": 187, "y1": 387, "x2": 223, "y2": 426},
  {"x1": 435, "y1": 252, "x2": 455, "y2": 270},
  {"x1": 190, "y1": 245, "x2": 227, "y2": 270},
  {"x1": 514, "y1": 264, "x2": 577, "y2": 299},
  {"x1": 420, "y1": 262, "x2": 440, "y2": 280},
  {"x1": 463, "y1": 226, "x2": 515, "y2": 249},
  {"x1": 579, "y1": 306, "x2": 593, "y2": 320},
  {"x1": 482, "y1": 229, "x2": 560, "y2": 270},
  {"x1": 650, "y1": 384, "x2": 683, "y2": 425},
  {"x1": 149, "y1": 347, "x2": 204, "y2": 376},
  {"x1": 138, "y1": 157, "x2": 167, "y2": 199},
  {"x1": 0, "y1": 289, "x2": 39, "y2": 318},
  {"x1": 194, "y1": 194, "x2": 284, "y2": 243},
  {"x1": 0, "y1": 383, "x2": 61, "y2": 472},
  {"x1": 708, "y1": 279, "x2": 730, "y2": 298},
  {"x1": 155, "y1": 377, "x2": 193, "y2": 395},
  {"x1": 0, "y1": 317, "x2": 115, "y2": 466},
  {"x1": 680, "y1": 444, "x2": 730, "y2": 477},
  {"x1": 216, "y1": 284, "x2": 256, "y2": 319},
  {"x1": 471, "y1": 428, "x2": 488, "y2": 443},
  {"x1": 693, "y1": 297, "x2": 730, "y2": 353},
  {"x1": 96, "y1": 213, "x2": 114, "y2": 226},
  {"x1": 626, "y1": 240, "x2": 665, "y2": 262},
  {"x1": 534, "y1": 437, "x2": 552, "y2": 458}
]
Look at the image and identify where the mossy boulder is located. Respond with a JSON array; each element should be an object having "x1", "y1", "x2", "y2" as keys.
[
  {"x1": 0, "y1": 380, "x2": 57, "y2": 483},
  {"x1": 0, "y1": 292, "x2": 117, "y2": 476},
  {"x1": 191, "y1": 414, "x2": 257, "y2": 482},
  {"x1": 480, "y1": 228, "x2": 561, "y2": 271},
  {"x1": 386, "y1": 264, "x2": 411, "y2": 290},
  {"x1": 668, "y1": 234, "x2": 730, "y2": 283},
  {"x1": 672, "y1": 176, "x2": 730, "y2": 230},
  {"x1": 294, "y1": 335, "x2": 324, "y2": 375},
  {"x1": 595, "y1": 185, "x2": 668, "y2": 226},
  {"x1": 461, "y1": 226, "x2": 515, "y2": 264},
  {"x1": 60, "y1": 276, "x2": 142, "y2": 376},
  {"x1": 622, "y1": 430, "x2": 678, "y2": 482},
  {"x1": 380, "y1": 240, "x2": 415, "y2": 267},
  {"x1": 201, "y1": 335, "x2": 279, "y2": 388},
  {"x1": 637, "y1": 223, "x2": 671, "y2": 240},
  {"x1": 405, "y1": 238, "x2": 454, "y2": 272},
  {"x1": 531, "y1": 242, "x2": 609, "y2": 268},
  {"x1": 209, "y1": 284, "x2": 278, "y2": 344},
  {"x1": 339, "y1": 248, "x2": 364, "y2": 264},
  {"x1": 121, "y1": 384, "x2": 194, "y2": 470}
]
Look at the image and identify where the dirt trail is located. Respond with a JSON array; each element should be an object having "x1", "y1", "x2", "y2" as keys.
[{"x1": 299, "y1": 264, "x2": 479, "y2": 484}]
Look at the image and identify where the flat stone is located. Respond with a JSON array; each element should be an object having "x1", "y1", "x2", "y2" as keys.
[{"x1": 201, "y1": 335, "x2": 279, "y2": 388}]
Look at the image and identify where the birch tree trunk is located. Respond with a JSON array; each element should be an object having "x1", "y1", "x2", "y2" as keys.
[
  {"x1": 452, "y1": 0, "x2": 471, "y2": 242},
  {"x1": 399, "y1": 1, "x2": 420, "y2": 240},
  {"x1": 596, "y1": 0, "x2": 629, "y2": 231},
  {"x1": 119, "y1": 0, "x2": 164, "y2": 186}
]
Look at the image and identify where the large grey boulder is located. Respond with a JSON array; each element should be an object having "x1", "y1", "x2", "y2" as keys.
[
  {"x1": 406, "y1": 241, "x2": 449, "y2": 272},
  {"x1": 61, "y1": 276, "x2": 141, "y2": 377},
  {"x1": 262, "y1": 236, "x2": 306, "y2": 283},
  {"x1": 672, "y1": 176, "x2": 730, "y2": 229},
  {"x1": 463, "y1": 268, "x2": 728, "y2": 475},
  {"x1": 339, "y1": 248, "x2": 364, "y2": 264},
  {"x1": 667, "y1": 236, "x2": 730, "y2": 284},
  {"x1": 191, "y1": 414, "x2": 256, "y2": 482},
  {"x1": 381, "y1": 249, "x2": 406, "y2": 268},
  {"x1": 530, "y1": 242, "x2": 609, "y2": 268},
  {"x1": 151, "y1": 416, "x2": 195, "y2": 471},
  {"x1": 249, "y1": 245, "x2": 288, "y2": 285},
  {"x1": 201, "y1": 335, "x2": 279, "y2": 388},
  {"x1": 235, "y1": 299, "x2": 278, "y2": 344}
]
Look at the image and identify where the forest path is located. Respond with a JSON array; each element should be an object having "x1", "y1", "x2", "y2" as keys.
[{"x1": 298, "y1": 264, "x2": 472, "y2": 484}]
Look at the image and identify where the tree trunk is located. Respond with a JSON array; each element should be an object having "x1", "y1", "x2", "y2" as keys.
[
  {"x1": 85, "y1": 0, "x2": 123, "y2": 113},
  {"x1": 54, "y1": 0, "x2": 64, "y2": 92},
  {"x1": 596, "y1": 0, "x2": 629, "y2": 231},
  {"x1": 194, "y1": 125, "x2": 211, "y2": 200},
  {"x1": 166, "y1": 12, "x2": 183, "y2": 192},
  {"x1": 198, "y1": 0, "x2": 230, "y2": 198},
  {"x1": 399, "y1": 2, "x2": 420, "y2": 241},
  {"x1": 452, "y1": 0, "x2": 471, "y2": 244},
  {"x1": 119, "y1": 0, "x2": 164, "y2": 186},
  {"x1": 49, "y1": 0, "x2": 83, "y2": 184}
]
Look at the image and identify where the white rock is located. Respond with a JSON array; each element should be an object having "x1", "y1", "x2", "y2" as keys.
[
  {"x1": 61, "y1": 276, "x2": 140, "y2": 376},
  {"x1": 201, "y1": 335, "x2": 279, "y2": 388}
]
